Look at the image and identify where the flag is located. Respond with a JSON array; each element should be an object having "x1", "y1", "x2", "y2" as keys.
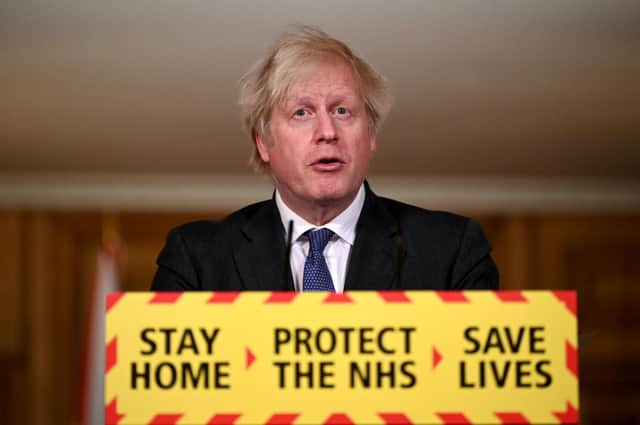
[{"x1": 78, "y1": 240, "x2": 120, "y2": 425}]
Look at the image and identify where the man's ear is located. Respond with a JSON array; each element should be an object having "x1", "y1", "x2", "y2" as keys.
[
  {"x1": 369, "y1": 133, "x2": 377, "y2": 153},
  {"x1": 255, "y1": 132, "x2": 270, "y2": 163}
]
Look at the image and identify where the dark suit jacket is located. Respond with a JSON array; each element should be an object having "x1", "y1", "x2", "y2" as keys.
[{"x1": 151, "y1": 185, "x2": 499, "y2": 291}]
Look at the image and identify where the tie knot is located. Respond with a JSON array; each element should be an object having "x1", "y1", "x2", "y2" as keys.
[{"x1": 307, "y1": 228, "x2": 334, "y2": 255}]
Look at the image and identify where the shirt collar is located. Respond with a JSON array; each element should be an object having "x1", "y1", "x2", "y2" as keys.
[{"x1": 275, "y1": 184, "x2": 365, "y2": 246}]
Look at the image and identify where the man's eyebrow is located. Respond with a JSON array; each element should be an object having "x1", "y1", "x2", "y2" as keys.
[
  {"x1": 328, "y1": 94, "x2": 357, "y2": 106},
  {"x1": 284, "y1": 96, "x2": 315, "y2": 109},
  {"x1": 283, "y1": 93, "x2": 358, "y2": 109},
  {"x1": 328, "y1": 95, "x2": 362, "y2": 112}
]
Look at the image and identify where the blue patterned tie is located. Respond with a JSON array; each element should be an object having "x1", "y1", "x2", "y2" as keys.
[{"x1": 303, "y1": 228, "x2": 335, "y2": 291}]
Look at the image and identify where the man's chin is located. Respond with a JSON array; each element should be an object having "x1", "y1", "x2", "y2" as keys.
[{"x1": 308, "y1": 186, "x2": 357, "y2": 207}]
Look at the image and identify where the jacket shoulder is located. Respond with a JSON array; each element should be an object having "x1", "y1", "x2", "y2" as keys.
[
  {"x1": 171, "y1": 199, "x2": 272, "y2": 241},
  {"x1": 376, "y1": 195, "x2": 470, "y2": 230},
  {"x1": 152, "y1": 200, "x2": 273, "y2": 290},
  {"x1": 374, "y1": 195, "x2": 497, "y2": 289},
  {"x1": 374, "y1": 195, "x2": 486, "y2": 260}
]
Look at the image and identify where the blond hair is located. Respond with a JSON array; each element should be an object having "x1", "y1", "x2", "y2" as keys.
[{"x1": 239, "y1": 25, "x2": 392, "y2": 173}]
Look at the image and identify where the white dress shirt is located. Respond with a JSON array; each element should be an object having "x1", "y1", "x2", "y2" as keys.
[{"x1": 275, "y1": 184, "x2": 366, "y2": 293}]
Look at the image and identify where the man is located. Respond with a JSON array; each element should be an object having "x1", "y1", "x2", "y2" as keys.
[{"x1": 151, "y1": 26, "x2": 498, "y2": 292}]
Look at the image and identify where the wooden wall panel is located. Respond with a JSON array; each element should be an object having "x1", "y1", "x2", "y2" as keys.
[
  {"x1": 0, "y1": 211, "x2": 22, "y2": 353},
  {"x1": 25, "y1": 213, "x2": 57, "y2": 425},
  {"x1": 0, "y1": 211, "x2": 24, "y2": 425},
  {"x1": 475, "y1": 215, "x2": 535, "y2": 289},
  {"x1": 50, "y1": 214, "x2": 80, "y2": 424}
]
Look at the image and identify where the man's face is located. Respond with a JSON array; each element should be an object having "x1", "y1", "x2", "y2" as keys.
[{"x1": 256, "y1": 58, "x2": 376, "y2": 217}]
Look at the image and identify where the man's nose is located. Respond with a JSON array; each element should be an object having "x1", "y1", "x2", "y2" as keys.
[{"x1": 315, "y1": 111, "x2": 338, "y2": 143}]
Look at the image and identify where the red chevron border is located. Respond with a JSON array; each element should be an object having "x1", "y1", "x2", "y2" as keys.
[
  {"x1": 566, "y1": 340, "x2": 579, "y2": 377},
  {"x1": 323, "y1": 293, "x2": 354, "y2": 303},
  {"x1": 324, "y1": 413, "x2": 354, "y2": 425},
  {"x1": 436, "y1": 291, "x2": 469, "y2": 303},
  {"x1": 265, "y1": 413, "x2": 299, "y2": 425},
  {"x1": 436, "y1": 412, "x2": 471, "y2": 424},
  {"x1": 106, "y1": 292, "x2": 124, "y2": 312},
  {"x1": 378, "y1": 412, "x2": 413, "y2": 424},
  {"x1": 207, "y1": 413, "x2": 242, "y2": 425},
  {"x1": 494, "y1": 412, "x2": 529, "y2": 424},
  {"x1": 148, "y1": 413, "x2": 183, "y2": 425},
  {"x1": 552, "y1": 291, "x2": 577, "y2": 317},
  {"x1": 149, "y1": 292, "x2": 182, "y2": 304},
  {"x1": 553, "y1": 402, "x2": 579, "y2": 424},
  {"x1": 105, "y1": 398, "x2": 125, "y2": 425},
  {"x1": 265, "y1": 292, "x2": 298, "y2": 303},
  {"x1": 378, "y1": 291, "x2": 412, "y2": 303},
  {"x1": 207, "y1": 292, "x2": 241, "y2": 303},
  {"x1": 106, "y1": 337, "x2": 117, "y2": 373},
  {"x1": 493, "y1": 291, "x2": 528, "y2": 303}
]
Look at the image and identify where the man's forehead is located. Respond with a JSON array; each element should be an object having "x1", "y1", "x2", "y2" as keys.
[
  {"x1": 279, "y1": 72, "x2": 361, "y2": 106},
  {"x1": 281, "y1": 89, "x2": 360, "y2": 106}
]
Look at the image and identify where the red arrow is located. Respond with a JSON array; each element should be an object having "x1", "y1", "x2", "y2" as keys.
[
  {"x1": 246, "y1": 347, "x2": 255, "y2": 370},
  {"x1": 432, "y1": 346, "x2": 442, "y2": 370}
]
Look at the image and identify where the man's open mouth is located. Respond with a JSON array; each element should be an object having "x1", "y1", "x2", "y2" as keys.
[
  {"x1": 311, "y1": 157, "x2": 344, "y2": 170},
  {"x1": 317, "y1": 158, "x2": 341, "y2": 164}
]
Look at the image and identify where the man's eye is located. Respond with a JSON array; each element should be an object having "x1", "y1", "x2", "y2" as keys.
[
  {"x1": 336, "y1": 107, "x2": 348, "y2": 115},
  {"x1": 294, "y1": 109, "x2": 307, "y2": 117}
]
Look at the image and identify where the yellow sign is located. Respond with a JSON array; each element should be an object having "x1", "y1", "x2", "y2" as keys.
[{"x1": 105, "y1": 291, "x2": 579, "y2": 424}]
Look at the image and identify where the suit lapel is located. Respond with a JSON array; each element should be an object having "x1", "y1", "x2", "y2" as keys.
[
  {"x1": 344, "y1": 186, "x2": 400, "y2": 291},
  {"x1": 233, "y1": 200, "x2": 293, "y2": 291}
]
